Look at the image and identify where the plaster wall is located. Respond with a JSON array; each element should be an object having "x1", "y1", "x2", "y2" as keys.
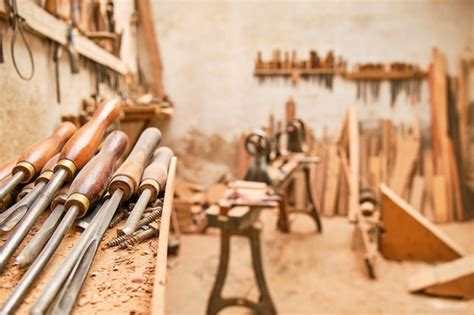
[{"x1": 152, "y1": 0, "x2": 474, "y2": 181}]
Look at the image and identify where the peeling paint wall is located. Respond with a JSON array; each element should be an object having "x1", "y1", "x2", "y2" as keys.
[
  {"x1": 152, "y1": 0, "x2": 474, "y2": 182},
  {"x1": 0, "y1": 2, "x2": 137, "y2": 163}
]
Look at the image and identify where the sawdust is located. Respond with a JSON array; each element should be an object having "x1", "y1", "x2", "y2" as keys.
[{"x1": 0, "y1": 212, "x2": 159, "y2": 314}]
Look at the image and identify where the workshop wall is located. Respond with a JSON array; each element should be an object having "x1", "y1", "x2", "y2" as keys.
[
  {"x1": 153, "y1": 0, "x2": 474, "y2": 183},
  {"x1": 0, "y1": 1, "x2": 137, "y2": 163}
]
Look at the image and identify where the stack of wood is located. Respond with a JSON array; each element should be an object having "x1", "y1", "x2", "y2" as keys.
[{"x1": 173, "y1": 177, "x2": 208, "y2": 233}]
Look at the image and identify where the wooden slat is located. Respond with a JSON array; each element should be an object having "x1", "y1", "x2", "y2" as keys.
[
  {"x1": 389, "y1": 134, "x2": 420, "y2": 196},
  {"x1": 347, "y1": 106, "x2": 360, "y2": 222},
  {"x1": 151, "y1": 157, "x2": 177, "y2": 315},
  {"x1": 322, "y1": 145, "x2": 340, "y2": 216},
  {"x1": 380, "y1": 184, "x2": 464, "y2": 262},
  {"x1": 409, "y1": 175, "x2": 425, "y2": 212},
  {"x1": 408, "y1": 255, "x2": 474, "y2": 299},
  {"x1": 432, "y1": 175, "x2": 449, "y2": 223},
  {"x1": 0, "y1": 0, "x2": 127, "y2": 74}
]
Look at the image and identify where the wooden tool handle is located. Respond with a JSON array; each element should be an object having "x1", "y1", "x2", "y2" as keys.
[
  {"x1": 109, "y1": 128, "x2": 162, "y2": 201},
  {"x1": 139, "y1": 147, "x2": 173, "y2": 200},
  {"x1": 57, "y1": 99, "x2": 121, "y2": 178},
  {"x1": 65, "y1": 131, "x2": 129, "y2": 217},
  {"x1": 51, "y1": 184, "x2": 70, "y2": 209},
  {"x1": 36, "y1": 154, "x2": 60, "y2": 184},
  {"x1": 12, "y1": 122, "x2": 77, "y2": 182},
  {"x1": 0, "y1": 158, "x2": 17, "y2": 182}
]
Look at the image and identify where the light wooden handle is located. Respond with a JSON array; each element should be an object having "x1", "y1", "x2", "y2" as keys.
[
  {"x1": 57, "y1": 99, "x2": 121, "y2": 178},
  {"x1": 109, "y1": 128, "x2": 162, "y2": 201},
  {"x1": 139, "y1": 147, "x2": 173, "y2": 201},
  {"x1": 12, "y1": 122, "x2": 77, "y2": 182},
  {"x1": 65, "y1": 131, "x2": 129, "y2": 217}
]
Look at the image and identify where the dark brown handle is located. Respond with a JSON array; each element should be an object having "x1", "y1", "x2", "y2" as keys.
[
  {"x1": 36, "y1": 154, "x2": 60, "y2": 184},
  {"x1": 51, "y1": 184, "x2": 70, "y2": 209},
  {"x1": 12, "y1": 122, "x2": 77, "y2": 182},
  {"x1": 109, "y1": 128, "x2": 162, "y2": 201},
  {"x1": 0, "y1": 158, "x2": 17, "y2": 182},
  {"x1": 57, "y1": 99, "x2": 121, "y2": 178},
  {"x1": 139, "y1": 147, "x2": 173, "y2": 200},
  {"x1": 64, "y1": 131, "x2": 129, "y2": 217}
]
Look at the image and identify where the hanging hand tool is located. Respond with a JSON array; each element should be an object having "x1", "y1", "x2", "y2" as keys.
[
  {"x1": 53, "y1": 43, "x2": 63, "y2": 104},
  {"x1": 31, "y1": 127, "x2": 162, "y2": 314},
  {"x1": 117, "y1": 146, "x2": 173, "y2": 236},
  {"x1": 0, "y1": 154, "x2": 59, "y2": 232},
  {"x1": 0, "y1": 122, "x2": 76, "y2": 201},
  {"x1": 0, "y1": 131, "x2": 129, "y2": 315},
  {"x1": 15, "y1": 185, "x2": 69, "y2": 268},
  {"x1": 0, "y1": 99, "x2": 121, "y2": 273}
]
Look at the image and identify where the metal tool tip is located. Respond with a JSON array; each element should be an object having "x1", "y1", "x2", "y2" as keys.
[
  {"x1": 15, "y1": 254, "x2": 30, "y2": 269},
  {"x1": 116, "y1": 228, "x2": 127, "y2": 237}
]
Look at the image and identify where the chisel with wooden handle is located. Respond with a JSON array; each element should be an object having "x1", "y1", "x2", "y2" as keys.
[
  {"x1": 118, "y1": 146, "x2": 173, "y2": 236},
  {"x1": 31, "y1": 127, "x2": 162, "y2": 314},
  {"x1": 15, "y1": 185, "x2": 70, "y2": 268},
  {"x1": 0, "y1": 99, "x2": 121, "y2": 273},
  {"x1": 0, "y1": 122, "x2": 77, "y2": 200},
  {"x1": 0, "y1": 154, "x2": 59, "y2": 231},
  {"x1": 0, "y1": 131, "x2": 129, "y2": 315}
]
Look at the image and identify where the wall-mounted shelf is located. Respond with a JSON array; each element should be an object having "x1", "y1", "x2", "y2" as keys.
[
  {"x1": 344, "y1": 70, "x2": 426, "y2": 81},
  {"x1": 0, "y1": 1, "x2": 127, "y2": 74},
  {"x1": 254, "y1": 68, "x2": 346, "y2": 77}
]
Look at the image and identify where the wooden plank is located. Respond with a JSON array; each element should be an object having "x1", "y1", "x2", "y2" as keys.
[
  {"x1": 409, "y1": 175, "x2": 425, "y2": 212},
  {"x1": 389, "y1": 135, "x2": 420, "y2": 196},
  {"x1": 359, "y1": 133, "x2": 369, "y2": 188},
  {"x1": 137, "y1": 0, "x2": 165, "y2": 98},
  {"x1": 322, "y1": 145, "x2": 340, "y2": 216},
  {"x1": 294, "y1": 170, "x2": 307, "y2": 210},
  {"x1": 368, "y1": 156, "x2": 381, "y2": 192},
  {"x1": 380, "y1": 184, "x2": 464, "y2": 262},
  {"x1": 0, "y1": 1, "x2": 127, "y2": 74},
  {"x1": 313, "y1": 142, "x2": 327, "y2": 209},
  {"x1": 447, "y1": 139, "x2": 465, "y2": 221},
  {"x1": 432, "y1": 175, "x2": 450, "y2": 223},
  {"x1": 151, "y1": 157, "x2": 177, "y2": 315},
  {"x1": 423, "y1": 149, "x2": 434, "y2": 218},
  {"x1": 408, "y1": 255, "x2": 474, "y2": 299},
  {"x1": 347, "y1": 107, "x2": 360, "y2": 222},
  {"x1": 337, "y1": 157, "x2": 349, "y2": 216},
  {"x1": 457, "y1": 59, "x2": 469, "y2": 172},
  {"x1": 285, "y1": 98, "x2": 296, "y2": 123}
]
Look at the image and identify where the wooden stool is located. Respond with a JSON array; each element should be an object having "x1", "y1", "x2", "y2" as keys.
[{"x1": 206, "y1": 205, "x2": 276, "y2": 315}]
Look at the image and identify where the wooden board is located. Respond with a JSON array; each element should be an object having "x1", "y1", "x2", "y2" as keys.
[
  {"x1": 0, "y1": 0, "x2": 127, "y2": 74},
  {"x1": 322, "y1": 145, "x2": 340, "y2": 216},
  {"x1": 389, "y1": 135, "x2": 420, "y2": 196},
  {"x1": 151, "y1": 157, "x2": 177, "y2": 314},
  {"x1": 379, "y1": 184, "x2": 465, "y2": 262},
  {"x1": 409, "y1": 175, "x2": 425, "y2": 212},
  {"x1": 432, "y1": 175, "x2": 449, "y2": 223},
  {"x1": 408, "y1": 255, "x2": 474, "y2": 299},
  {"x1": 347, "y1": 107, "x2": 360, "y2": 222},
  {"x1": 294, "y1": 170, "x2": 307, "y2": 210}
]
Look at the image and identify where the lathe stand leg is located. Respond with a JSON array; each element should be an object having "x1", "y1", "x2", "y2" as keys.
[
  {"x1": 207, "y1": 224, "x2": 276, "y2": 315},
  {"x1": 303, "y1": 165, "x2": 322, "y2": 232}
]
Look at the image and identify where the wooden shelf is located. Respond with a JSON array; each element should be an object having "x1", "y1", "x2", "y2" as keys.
[
  {"x1": 344, "y1": 70, "x2": 426, "y2": 81},
  {"x1": 0, "y1": 1, "x2": 127, "y2": 74},
  {"x1": 254, "y1": 68, "x2": 345, "y2": 77}
]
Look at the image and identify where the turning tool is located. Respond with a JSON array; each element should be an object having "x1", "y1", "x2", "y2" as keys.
[
  {"x1": 0, "y1": 131, "x2": 129, "y2": 315},
  {"x1": 31, "y1": 127, "x2": 162, "y2": 314},
  {"x1": 0, "y1": 158, "x2": 17, "y2": 182},
  {"x1": 0, "y1": 154, "x2": 59, "y2": 231},
  {"x1": 15, "y1": 185, "x2": 69, "y2": 268},
  {"x1": 0, "y1": 99, "x2": 121, "y2": 273},
  {"x1": 118, "y1": 146, "x2": 173, "y2": 236},
  {"x1": 0, "y1": 122, "x2": 77, "y2": 201}
]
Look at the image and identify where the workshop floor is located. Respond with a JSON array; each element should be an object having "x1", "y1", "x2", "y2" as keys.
[{"x1": 166, "y1": 211, "x2": 474, "y2": 315}]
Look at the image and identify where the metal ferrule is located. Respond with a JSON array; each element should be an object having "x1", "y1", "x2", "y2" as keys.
[
  {"x1": 65, "y1": 193, "x2": 89, "y2": 218},
  {"x1": 13, "y1": 161, "x2": 35, "y2": 183},
  {"x1": 36, "y1": 170, "x2": 54, "y2": 184},
  {"x1": 55, "y1": 159, "x2": 77, "y2": 180},
  {"x1": 109, "y1": 175, "x2": 134, "y2": 201},
  {"x1": 139, "y1": 178, "x2": 160, "y2": 201}
]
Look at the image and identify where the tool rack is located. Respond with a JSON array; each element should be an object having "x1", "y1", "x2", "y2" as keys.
[{"x1": 0, "y1": 157, "x2": 177, "y2": 314}]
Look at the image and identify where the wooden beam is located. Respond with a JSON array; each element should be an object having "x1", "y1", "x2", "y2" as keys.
[
  {"x1": 151, "y1": 157, "x2": 177, "y2": 315},
  {"x1": 380, "y1": 184, "x2": 464, "y2": 262},
  {"x1": 409, "y1": 175, "x2": 425, "y2": 212},
  {"x1": 322, "y1": 144, "x2": 340, "y2": 216},
  {"x1": 347, "y1": 106, "x2": 360, "y2": 222},
  {"x1": 137, "y1": 0, "x2": 165, "y2": 98},
  {"x1": 0, "y1": 0, "x2": 127, "y2": 74},
  {"x1": 408, "y1": 255, "x2": 474, "y2": 299}
]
